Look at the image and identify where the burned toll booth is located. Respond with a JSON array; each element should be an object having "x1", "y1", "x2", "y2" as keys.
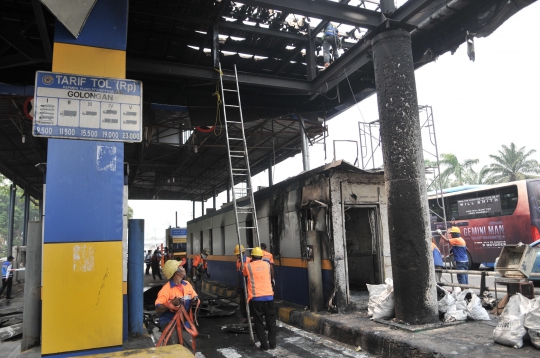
[{"x1": 187, "y1": 160, "x2": 390, "y2": 312}]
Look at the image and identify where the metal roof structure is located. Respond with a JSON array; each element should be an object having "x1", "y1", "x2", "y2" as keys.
[{"x1": 0, "y1": 0, "x2": 535, "y2": 201}]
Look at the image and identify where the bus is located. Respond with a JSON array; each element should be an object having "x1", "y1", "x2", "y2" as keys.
[
  {"x1": 165, "y1": 227, "x2": 188, "y2": 261},
  {"x1": 428, "y1": 179, "x2": 540, "y2": 269}
]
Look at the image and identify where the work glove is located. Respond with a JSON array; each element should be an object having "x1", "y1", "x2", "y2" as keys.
[
  {"x1": 191, "y1": 297, "x2": 199, "y2": 306},
  {"x1": 436, "y1": 229, "x2": 442, "y2": 235}
]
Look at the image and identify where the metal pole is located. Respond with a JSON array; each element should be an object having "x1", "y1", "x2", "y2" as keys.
[
  {"x1": 201, "y1": 197, "x2": 204, "y2": 215},
  {"x1": 22, "y1": 190, "x2": 30, "y2": 246},
  {"x1": 192, "y1": 201, "x2": 195, "y2": 219},
  {"x1": 227, "y1": 179, "x2": 230, "y2": 203},
  {"x1": 213, "y1": 186, "x2": 216, "y2": 209},
  {"x1": 7, "y1": 184, "x2": 17, "y2": 258},
  {"x1": 372, "y1": 29, "x2": 438, "y2": 324},
  {"x1": 127, "y1": 219, "x2": 145, "y2": 337},
  {"x1": 268, "y1": 155, "x2": 273, "y2": 186},
  {"x1": 21, "y1": 221, "x2": 42, "y2": 351},
  {"x1": 299, "y1": 115, "x2": 310, "y2": 171}
]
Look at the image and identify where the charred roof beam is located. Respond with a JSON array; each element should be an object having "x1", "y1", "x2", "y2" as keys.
[
  {"x1": 126, "y1": 59, "x2": 312, "y2": 92},
  {"x1": 30, "y1": 0, "x2": 52, "y2": 63},
  {"x1": 239, "y1": 0, "x2": 383, "y2": 29}
]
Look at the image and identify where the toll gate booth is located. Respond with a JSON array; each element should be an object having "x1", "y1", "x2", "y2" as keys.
[{"x1": 187, "y1": 161, "x2": 390, "y2": 312}]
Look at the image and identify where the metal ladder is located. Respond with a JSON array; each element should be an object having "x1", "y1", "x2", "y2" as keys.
[{"x1": 217, "y1": 63, "x2": 260, "y2": 343}]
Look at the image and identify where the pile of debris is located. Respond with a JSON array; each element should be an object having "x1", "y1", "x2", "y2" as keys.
[{"x1": 0, "y1": 306, "x2": 23, "y2": 342}]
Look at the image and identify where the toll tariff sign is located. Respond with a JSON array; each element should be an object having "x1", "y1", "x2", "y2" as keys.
[{"x1": 33, "y1": 71, "x2": 142, "y2": 142}]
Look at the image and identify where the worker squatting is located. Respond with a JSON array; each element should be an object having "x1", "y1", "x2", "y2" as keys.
[{"x1": 155, "y1": 244, "x2": 277, "y2": 350}]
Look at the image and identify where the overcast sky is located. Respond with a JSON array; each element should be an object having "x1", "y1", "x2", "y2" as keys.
[{"x1": 130, "y1": 1, "x2": 540, "y2": 243}]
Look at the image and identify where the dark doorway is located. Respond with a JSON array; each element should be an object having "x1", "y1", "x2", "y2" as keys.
[{"x1": 344, "y1": 206, "x2": 381, "y2": 292}]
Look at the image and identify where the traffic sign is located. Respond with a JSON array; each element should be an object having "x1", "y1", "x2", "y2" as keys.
[{"x1": 33, "y1": 71, "x2": 143, "y2": 142}]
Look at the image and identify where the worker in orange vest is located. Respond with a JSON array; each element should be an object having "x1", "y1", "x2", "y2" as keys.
[
  {"x1": 243, "y1": 247, "x2": 276, "y2": 351},
  {"x1": 260, "y1": 243, "x2": 275, "y2": 286},
  {"x1": 235, "y1": 244, "x2": 251, "y2": 323},
  {"x1": 192, "y1": 248, "x2": 210, "y2": 294}
]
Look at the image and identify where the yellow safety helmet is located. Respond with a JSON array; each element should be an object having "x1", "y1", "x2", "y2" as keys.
[
  {"x1": 449, "y1": 226, "x2": 461, "y2": 234},
  {"x1": 163, "y1": 259, "x2": 181, "y2": 280},
  {"x1": 251, "y1": 247, "x2": 263, "y2": 257},
  {"x1": 234, "y1": 244, "x2": 245, "y2": 255}
]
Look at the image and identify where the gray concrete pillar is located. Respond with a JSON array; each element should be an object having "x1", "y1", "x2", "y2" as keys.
[
  {"x1": 371, "y1": 29, "x2": 438, "y2": 324},
  {"x1": 22, "y1": 190, "x2": 30, "y2": 246},
  {"x1": 227, "y1": 179, "x2": 230, "y2": 203},
  {"x1": 299, "y1": 116, "x2": 310, "y2": 171},
  {"x1": 7, "y1": 184, "x2": 16, "y2": 258},
  {"x1": 268, "y1": 155, "x2": 273, "y2": 187},
  {"x1": 21, "y1": 221, "x2": 42, "y2": 351},
  {"x1": 307, "y1": 231, "x2": 324, "y2": 312}
]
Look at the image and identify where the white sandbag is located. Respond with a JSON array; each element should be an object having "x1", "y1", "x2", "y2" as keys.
[
  {"x1": 371, "y1": 279, "x2": 395, "y2": 320},
  {"x1": 525, "y1": 297, "x2": 540, "y2": 349},
  {"x1": 455, "y1": 289, "x2": 472, "y2": 311},
  {"x1": 444, "y1": 304, "x2": 467, "y2": 322},
  {"x1": 467, "y1": 293, "x2": 490, "y2": 321},
  {"x1": 493, "y1": 293, "x2": 530, "y2": 349},
  {"x1": 438, "y1": 290, "x2": 456, "y2": 313},
  {"x1": 451, "y1": 287, "x2": 462, "y2": 300},
  {"x1": 367, "y1": 282, "x2": 388, "y2": 317}
]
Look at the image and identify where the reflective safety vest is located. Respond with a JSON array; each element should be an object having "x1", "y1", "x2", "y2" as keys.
[
  {"x1": 1, "y1": 261, "x2": 12, "y2": 279},
  {"x1": 449, "y1": 237, "x2": 468, "y2": 262},
  {"x1": 193, "y1": 254, "x2": 207, "y2": 272},
  {"x1": 243, "y1": 260, "x2": 273, "y2": 302},
  {"x1": 262, "y1": 250, "x2": 274, "y2": 264},
  {"x1": 155, "y1": 280, "x2": 198, "y2": 326},
  {"x1": 236, "y1": 256, "x2": 251, "y2": 275},
  {"x1": 432, "y1": 243, "x2": 443, "y2": 267}
]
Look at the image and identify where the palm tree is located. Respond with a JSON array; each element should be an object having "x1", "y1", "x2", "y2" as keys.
[
  {"x1": 439, "y1": 153, "x2": 479, "y2": 186},
  {"x1": 463, "y1": 165, "x2": 495, "y2": 185},
  {"x1": 487, "y1": 143, "x2": 540, "y2": 182}
]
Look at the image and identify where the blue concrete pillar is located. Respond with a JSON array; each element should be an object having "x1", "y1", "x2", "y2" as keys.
[{"x1": 128, "y1": 219, "x2": 145, "y2": 337}]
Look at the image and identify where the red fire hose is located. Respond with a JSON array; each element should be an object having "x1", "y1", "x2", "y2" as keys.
[{"x1": 156, "y1": 299, "x2": 201, "y2": 352}]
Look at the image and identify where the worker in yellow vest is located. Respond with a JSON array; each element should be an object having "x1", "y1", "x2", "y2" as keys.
[{"x1": 242, "y1": 247, "x2": 276, "y2": 351}]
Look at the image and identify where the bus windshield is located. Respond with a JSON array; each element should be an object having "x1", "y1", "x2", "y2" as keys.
[{"x1": 527, "y1": 179, "x2": 540, "y2": 242}]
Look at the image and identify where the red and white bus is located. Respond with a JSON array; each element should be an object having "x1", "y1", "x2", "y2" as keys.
[{"x1": 428, "y1": 179, "x2": 540, "y2": 269}]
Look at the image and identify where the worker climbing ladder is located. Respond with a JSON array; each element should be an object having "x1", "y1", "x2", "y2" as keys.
[{"x1": 217, "y1": 63, "x2": 261, "y2": 344}]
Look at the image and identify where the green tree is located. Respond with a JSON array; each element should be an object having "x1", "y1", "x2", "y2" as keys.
[
  {"x1": 425, "y1": 159, "x2": 455, "y2": 191},
  {"x1": 0, "y1": 174, "x2": 40, "y2": 257},
  {"x1": 463, "y1": 165, "x2": 495, "y2": 185},
  {"x1": 439, "y1": 153, "x2": 479, "y2": 186},
  {"x1": 487, "y1": 143, "x2": 540, "y2": 183}
]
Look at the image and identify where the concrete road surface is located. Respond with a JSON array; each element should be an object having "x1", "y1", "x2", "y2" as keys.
[{"x1": 191, "y1": 310, "x2": 372, "y2": 358}]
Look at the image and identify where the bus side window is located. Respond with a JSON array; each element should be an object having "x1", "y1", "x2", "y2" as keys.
[
  {"x1": 428, "y1": 198, "x2": 444, "y2": 221},
  {"x1": 498, "y1": 185, "x2": 519, "y2": 216}
]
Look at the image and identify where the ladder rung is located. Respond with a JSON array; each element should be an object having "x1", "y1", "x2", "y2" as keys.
[
  {"x1": 230, "y1": 155, "x2": 245, "y2": 158},
  {"x1": 227, "y1": 121, "x2": 242, "y2": 124},
  {"x1": 225, "y1": 105, "x2": 240, "y2": 108},
  {"x1": 223, "y1": 89, "x2": 238, "y2": 92},
  {"x1": 223, "y1": 74, "x2": 236, "y2": 78},
  {"x1": 229, "y1": 138, "x2": 243, "y2": 141},
  {"x1": 232, "y1": 167, "x2": 247, "y2": 169},
  {"x1": 233, "y1": 173, "x2": 247, "y2": 175},
  {"x1": 239, "y1": 227, "x2": 256, "y2": 229}
]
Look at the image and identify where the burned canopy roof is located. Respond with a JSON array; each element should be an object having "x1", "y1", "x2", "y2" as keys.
[{"x1": 0, "y1": 0, "x2": 535, "y2": 201}]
